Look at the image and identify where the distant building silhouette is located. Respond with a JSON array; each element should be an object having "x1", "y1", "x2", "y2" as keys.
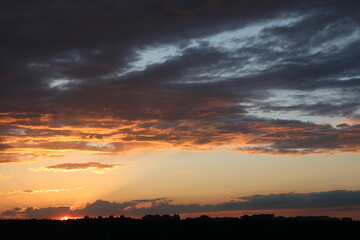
[
  {"x1": 293, "y1": 216, "x2": 339, "y2": 221},
  {"x1": 142, "y1": 214, "x2": 181, "y2": 221},
  {"x1": 341, "y1": 217, "x2": 352, "y2": 222},
  {"x1": 241, "y1": 214, "x2": 275, "y2": 220}
]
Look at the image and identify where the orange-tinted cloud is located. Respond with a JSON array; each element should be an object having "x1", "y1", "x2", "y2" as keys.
[
  {"x1": 1, "y1": 112, "x2": 360, "y2": 164},
  {"x1": 31, "y1": 162, "x2": 126, "y2": 174},
  {"x1": 0, "y1": 188, "x2": 78, "y2": 199}
]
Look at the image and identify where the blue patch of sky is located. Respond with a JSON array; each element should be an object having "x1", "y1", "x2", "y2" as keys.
[
  {"x1": 245, "y1": 89, "x2": 352, "y2": 125},
  {"x1": 119, "y1": 16, "x2": 303, "y2": 77}
]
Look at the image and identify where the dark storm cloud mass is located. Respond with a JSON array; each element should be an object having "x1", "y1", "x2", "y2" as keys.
[
  {"x1": 1, "y1": 0, "x2": 360, "y2": 161},
  {"x1": 2, "y1": 190, "x2": 360, "y2": 219}
]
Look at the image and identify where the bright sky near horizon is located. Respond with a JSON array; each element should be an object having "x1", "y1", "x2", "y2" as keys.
[{"x1": 1, "y1": 0, "x2": 360, "y2": 220}]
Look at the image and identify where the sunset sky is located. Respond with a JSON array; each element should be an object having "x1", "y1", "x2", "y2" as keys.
[{"x1": 1, "y1": 0, "x2": 360, "y2": 220}]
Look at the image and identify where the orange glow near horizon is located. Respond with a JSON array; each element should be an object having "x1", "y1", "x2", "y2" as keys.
[{"x1": 0, "y1": 107, "x2": 360, "y2": 220}]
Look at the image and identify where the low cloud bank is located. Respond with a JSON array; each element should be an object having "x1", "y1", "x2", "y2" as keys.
[{"x1": 2, "y1": 190, "x2": 360, "y2": 219}]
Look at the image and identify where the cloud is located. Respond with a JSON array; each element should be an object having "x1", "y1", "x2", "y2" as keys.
[
  {"x1": 231, "y1": 190, "x2": 360, "y2": 210},
  {"x1": 31, "y1": 162, "x2": 126, "y2": 174},
  {"x1": 125, "y1": 190, "x2": 360, "y2": 216},
  {"x1": 234, "y1": 122, "x2": 360, "y2": 155},
  {"x1": 0, "y1": 152, "x2": 64, "y2": 164},
  {"x1": 132, "y1": 198, "x2": 168, "y2": 203},
  {"x1": 0, "y1": 0, "x2": 360, "y2": 162},
  {"x1": 2, "y1": 190, "x2": 359, "y2": 219},
  {"x1": 1, "y1": 206, "x2": 73, "y2": 219},
  {"x1": 0, "y1": 188, "x2": 79, "y2": 199},
  {"x1": 76, "y1": 200, "x2": 137, "y2": 217},
  {"x1": 0, "y1": 143, "x2": 12, "y2": 151},
  {"x1": 22, "y1": 189, "x2": 71, "y2": 195}
]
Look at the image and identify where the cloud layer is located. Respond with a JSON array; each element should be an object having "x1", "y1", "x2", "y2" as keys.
[
  {"x1": 1, "y1": 0, "x2": 360, "y2": 162},
  {"x1": 2, "y1": 190, "x2": 359, "y2": 219}
]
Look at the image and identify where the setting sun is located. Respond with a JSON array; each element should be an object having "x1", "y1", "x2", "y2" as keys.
[{"x1": 60, "y1": 216, "x2": 69, "y2": 221}]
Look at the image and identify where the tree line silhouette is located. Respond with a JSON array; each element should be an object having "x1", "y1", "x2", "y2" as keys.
[{"x1": 1, "y1": 214, "x2": 359, "y2": 240}]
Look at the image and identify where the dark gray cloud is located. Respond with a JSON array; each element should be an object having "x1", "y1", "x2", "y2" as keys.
[
  {"x1": 76, "y1": 200, "x2": 137, "y2": 217},
  {"x1": 2, "y1": 190, "x2": 360, "y2": 219},
  {"x1": 1, "y1": 206, "x2": 72, "y2": 219},
  {"x1": 233, "y1": 190, "x2": 360, "y2": 209},
  {"x1": 2, "y1": 0, "x2": 358, "y2": 116},
  {"x1": 126, "y1": 190, "x2": 360, "y2": 216},
  {"x1": 1, "y1": 0, "x2": 360, "y2": 160}
]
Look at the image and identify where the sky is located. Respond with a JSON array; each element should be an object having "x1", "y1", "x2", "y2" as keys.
[{"x1": 0, "y1": 0, "x2": 360, "y2": 220}]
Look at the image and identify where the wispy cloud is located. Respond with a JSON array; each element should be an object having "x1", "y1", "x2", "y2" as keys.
[
  {"x1": 132, "y1": 198, "x2": 168, "y2": 203},
  {"x1": 31, "y1": 162, "x2": 126, "y2": 174},
  {"x1": 0, "y1": 188, "x2": 81, "y2": 199}
]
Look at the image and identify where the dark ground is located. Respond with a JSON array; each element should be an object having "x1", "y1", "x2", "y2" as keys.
[{"x1": 1, "y1": 216, "x2": 359, "y2": 240}]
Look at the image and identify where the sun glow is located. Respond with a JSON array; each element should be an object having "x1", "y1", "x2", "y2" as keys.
[{"x1": 60, "y1": 216, "x2": 69, "y2": 221}]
